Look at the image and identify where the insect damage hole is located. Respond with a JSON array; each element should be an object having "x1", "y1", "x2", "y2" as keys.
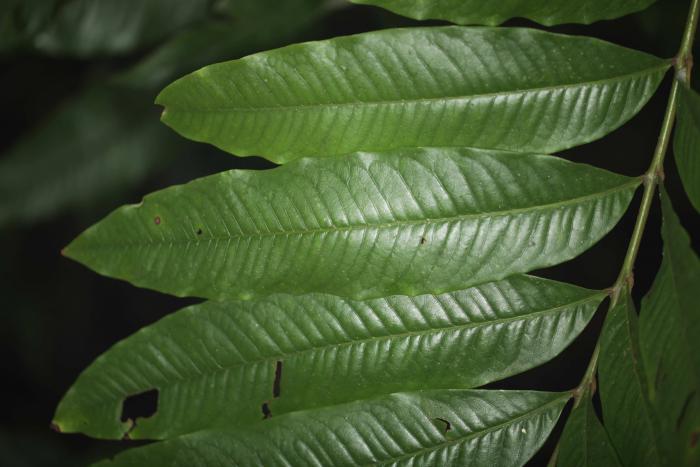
[
  {"x1": 121, "y1": 389, "x2": 159, "y2": 423},
  {"x1": 433, "y1": 417, "x2": 451, "y2": 434},
  {"x1": 273, "y1": 361, "x2": 283, "y2": 398}
]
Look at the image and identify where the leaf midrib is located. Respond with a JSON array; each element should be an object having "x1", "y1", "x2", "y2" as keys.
[
  {"x1": 368, "y1": 393, "x2": 570, "y2": 466},
  {"x1": 69, "y1": 292, "x2": 601, "y2": 418},
  {"x1": 664, "y1": 252, "x2": 700, "y2": 387},
  {"x1": 81, "y1": 179, "x2": 640, "y2": 250},
  {"x1": 160, "y1": 64, "x2": 669, "y2": 114},
  {"x1": 621, "y1": 304, "x2": 662, "y2": 463}
]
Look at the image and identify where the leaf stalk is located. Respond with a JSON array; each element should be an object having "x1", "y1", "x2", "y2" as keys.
[
  {"x1": 549, "y1": 2, "x2": 700, "y2": 464},
  {"x1": 579, "y1": 0, "x2": 700, "y2": 404}
]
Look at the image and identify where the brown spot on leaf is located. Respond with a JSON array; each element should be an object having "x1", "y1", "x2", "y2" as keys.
[
  {"x1": 121, "y1": 418, "x2": 135, "y2": 440},
  {"x1": 154, "y1": 216, "x2": 161, "y2": 225}
]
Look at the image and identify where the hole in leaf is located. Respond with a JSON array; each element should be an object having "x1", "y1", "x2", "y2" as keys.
[
  {"x1": 433, "y1": 417, "x2": 451, "y2": 434},
  {"x1": 273, "y1": 361, "x2": 282, "y2": 398},
  {"x1": 121, "y1": 389, "x2": 159, "y2": 423},
  {"x1": 262, "y1": 402, "x2": 272, "y2": 419}
]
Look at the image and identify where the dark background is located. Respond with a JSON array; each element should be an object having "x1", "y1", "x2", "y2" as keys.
[{"x1": 0, "y1": 0, "x2": 697, "y2": 465}]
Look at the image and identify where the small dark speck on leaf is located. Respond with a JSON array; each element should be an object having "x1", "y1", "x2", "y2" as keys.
[
  {"x1": 196, "y1": 228, "x2": 203, "y2": 235},
  {"x1": 154, "y1": 216, "x2": 161, "y2": 225},
  {"x1": 262, "y1": 402, "x2": 272, "y2": 419},
  {"x1": 420, "y1": 236, "x2": 427, "y2": 245}
]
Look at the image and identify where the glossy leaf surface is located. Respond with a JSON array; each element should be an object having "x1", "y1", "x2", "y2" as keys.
[
  {"x1": 94, "y1": 390, "x2": 569, "y2": 466},
  {"x1": 64, "y1": 148, "x2": 639, "y2": 301},
  {"x1": 639, "y1": 189, "x2": 700, "y2": 466},
  {"x1": 53, "y1": 275, "x2": 603, "y2": 439},
  {"x1": 673, "y1": 84, "x2": 700, "y2": 212},
  {"x1": 349, "y1": 0, "x2": 657, "y2": 26},
  {"x1": 557, "y1": 398, "x2": 622, "y2": 467},
  {"x1": 599, "y1": 293, "x2": 662, "y2": 466},
  {"x1": 157, "y1": 27, "x2": 669, "y2": 163}
]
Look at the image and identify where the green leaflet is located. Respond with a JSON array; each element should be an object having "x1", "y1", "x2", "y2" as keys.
[
  {"x1": 598, "y1": 292, "x2": 663, "y2": 467},
  {"x1": 349, "y1": 0, "x2": 657, "y2": 26},
  {"x1": 156, "y1": 27, "x2": 669, "y2": 164},
  {"x1": 557, "y1": 398, "x2": 622, "y2": 467},
  {"x1": 638, "y1": 189, "x2": 700, "y2": 466},
  {"x1": 63, "y1": 147, "x2": 639, "y2": 301},
  {"x1": 52, "y1": 275, "x2": 603, "y2": 440},
  {"x1": 92, "y1": 390, "x2": 570, "y2": 466},
  {"x1": 673, "y1": 84, "x2": 700, "y2": 213}
]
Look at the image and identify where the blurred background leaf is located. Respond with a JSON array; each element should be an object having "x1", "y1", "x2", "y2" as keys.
[
  {"x1": 0, "y1": 0, "x2": 331, "y2": 229},
  {"x1": 0, "y1": 86, "x2": 178, "y2": 227},
  {"x1": 2, "y1": 0, "x2": 209, "y2": 57}
]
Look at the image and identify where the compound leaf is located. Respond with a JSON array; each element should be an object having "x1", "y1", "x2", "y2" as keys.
[
  {"x1": 157, "y1": 27, "x2": 669, "y2": 164},
  {"x1": 673, "y1": 84, "x2": 700, "y2": 212},
  {"x1": 63, "y1": 147, "x2": 639, "y2": 301},
  {"x1": 53, "y1": 275, "x2": 603, "y2": 439},
  {"x1": 93, "y1": 390, "x2": 569, "y2": 466},
  {"x1": 638, "y1": 189, "x2": 700, "y2": 466},
  {"x1": 349, "y1": 0, "x2": 657, "y2": 27}
]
